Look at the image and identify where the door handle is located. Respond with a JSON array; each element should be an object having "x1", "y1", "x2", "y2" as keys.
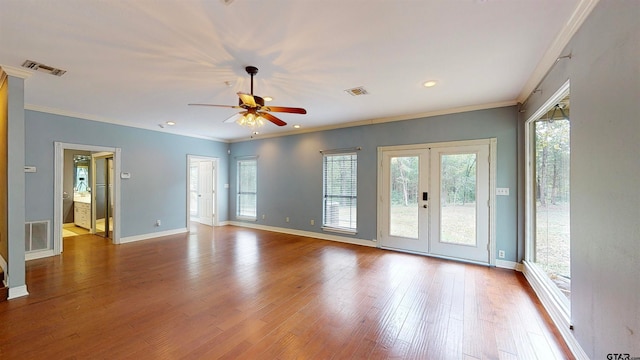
[{"x1": 423, "y1": 204, "x2": 428, "y2": 208}]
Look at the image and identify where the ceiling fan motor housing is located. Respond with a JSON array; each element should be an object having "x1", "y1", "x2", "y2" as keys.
[
  {"x1": 245, "y1": 66, "x2": 259, "y2": 76},
  {"x1": 239, "y1": 95, "x2": 265, "y2": 108}
]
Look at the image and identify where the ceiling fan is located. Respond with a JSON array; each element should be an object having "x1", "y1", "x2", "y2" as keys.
[{"x1": 189, "y1": 66, "x2": 306, "y2": 127}]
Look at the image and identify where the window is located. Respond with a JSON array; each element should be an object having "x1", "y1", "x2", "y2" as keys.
[
  {"x1": 323, "y1": 153, "x2": 357, "y2": 232},
  {"x1": 533, "y1": 108, "x2": 571, "y2": 300},
  {"x1": 524, "y1": 81, "x2": 571, "y2": 321},
  {"x1": 237, "y1": 158, "x2": 257, "y2": 220}
]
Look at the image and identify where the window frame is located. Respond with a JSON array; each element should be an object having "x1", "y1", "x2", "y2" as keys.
[
  {"x1": 523, "y1": 80, "x2": 571, "y2": 326},
  {"x1": 322, "y1": 152, "x2": 358, "y2": 234},
  {"x1": 236, "y1": 157, "x2": 258, "y2": 221}
]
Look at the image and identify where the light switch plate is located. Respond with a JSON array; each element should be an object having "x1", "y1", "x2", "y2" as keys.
[{"x1": 496, "y1": 187, "x2": 510, "y2": 196}]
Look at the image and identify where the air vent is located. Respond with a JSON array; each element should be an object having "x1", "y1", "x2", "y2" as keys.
[
  {"x1": 345, "y1": 86, "x2": 369, "y2": 96},
  {"x1": 21, "y1": 60, "x2": 67, "y2": 77}
]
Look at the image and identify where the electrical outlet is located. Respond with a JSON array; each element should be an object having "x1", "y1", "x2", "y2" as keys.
[
  {"x1": 286, "y1": 217, "x2": 290, "y2": 223},
  {"x1": 155, "y1": 219, "x2": 161, "y2": 226},
  {"x1": 310, "y1": 219, "x2": 315, "y2": 226},
  {"x1": 498, "y1": 250, "x2": 505, "y2": 259}
]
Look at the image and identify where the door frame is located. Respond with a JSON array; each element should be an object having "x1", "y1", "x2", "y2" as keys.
[
  {"x1": 377, "y1": 138, "x2": 497, "y2": 265},
  {"x1": 186, "y1": 155, "x2": 219, "y2": 228},
  {"x1": 54, "y1": 142, "x2": 122, "y2": 254}
]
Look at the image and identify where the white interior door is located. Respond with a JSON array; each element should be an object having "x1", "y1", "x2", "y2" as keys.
[
  {"x1": 379, "y1": 149, "x2": 430, "y2": 253},
  {"x1": 197, "y1": 160, "x2": 215, "y2": 226},
  {"x1": 429, "y1": 144, "x2": 489, "y2": 263}
]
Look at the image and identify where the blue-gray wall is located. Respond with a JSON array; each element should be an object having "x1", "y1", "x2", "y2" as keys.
[
  {"x1": 25, "y1": 110, "x2": 230, "y2": 239},
  {"x1": 522, "y1": 1, "x2": 639, "y2": 357},
  {"x1": 230, "y1": 106, "x2": 519, "y2": 261}
]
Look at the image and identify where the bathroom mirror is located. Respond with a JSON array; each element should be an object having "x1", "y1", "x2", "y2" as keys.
[{"x1": 73, "y1": 155, "x2": 90, "y2": 192}]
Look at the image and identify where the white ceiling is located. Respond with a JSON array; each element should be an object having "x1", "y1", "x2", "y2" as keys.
[{"x1": 0, "y1": 0, "x2": 583, "y2": 141}]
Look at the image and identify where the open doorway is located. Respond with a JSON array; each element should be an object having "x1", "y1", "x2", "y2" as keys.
[
  {"x1": 61, "y1": 151, "x2": 91, "y2": 238},
  {"x1": 187, "y1": 155, "x2": 218, "y2": 228},
  {"x1": 53, "y1": 142, "x2": 121, "y2": 256}
]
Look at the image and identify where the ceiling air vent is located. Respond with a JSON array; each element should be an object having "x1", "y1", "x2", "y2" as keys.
[
  {"x1": 345, "y1": 86, "x2": 369, "y2": 96},
  {"x1": 21, "y1": 60, "x2": 67, "y2": 77}
]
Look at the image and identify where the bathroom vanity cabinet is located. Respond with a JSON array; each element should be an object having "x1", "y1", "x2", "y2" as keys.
[{"x1": 74, "y1": 201, "x2": 91, "y2": 229}]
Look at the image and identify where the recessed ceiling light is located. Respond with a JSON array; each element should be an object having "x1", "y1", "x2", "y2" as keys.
[
  {"x1": 423, "y1": 80, "x2": 438, "y2": 88},
  {"x1": 263, "y1": 96, "x2": 273, "y2": 102},
  {"x1": 166, "y1": 121, "x2": 176, "y2": 126},
  {"x1": 293, "y1": 124, "x2": 301, "y2": 129},
  {"x1": 345, "y1": 86, "x2": 369, "y2": 96},
  {"x1": 253, "y1": 131, "x2": 259, "y2": 135}
]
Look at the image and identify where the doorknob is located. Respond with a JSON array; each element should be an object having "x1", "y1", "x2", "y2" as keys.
[{"x1": 423, "y1": 204, "x2": 428, "y2": 208}]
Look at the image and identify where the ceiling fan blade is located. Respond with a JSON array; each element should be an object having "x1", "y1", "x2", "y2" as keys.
[
  {"x1": 259, "y1": 112, "x2": 287, "y2": 126},
  {"x1": 223, "y1": 112, "x2": 246, "y2": 123},
  {"x1": 237, "y1": 92, "x2": 257, "y2": 108},
  {"x1": 263, "y1": 106, "x2": 307, "y2": 114},
  {"x1": 188, "y1": 103, "x2": 242, "y2": 109}
]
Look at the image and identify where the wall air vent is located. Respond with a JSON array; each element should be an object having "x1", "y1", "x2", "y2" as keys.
[
  {"x1": 21, "y1": 60, "x2": 67, "y2": 77},
  {"x1": 345, "y1": 86, "x2": 369, "y2": 96}
]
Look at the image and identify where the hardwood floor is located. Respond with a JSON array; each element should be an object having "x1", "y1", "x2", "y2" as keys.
[{"x1": 0, "y1": 224, "x2": 573, "y2": 359}]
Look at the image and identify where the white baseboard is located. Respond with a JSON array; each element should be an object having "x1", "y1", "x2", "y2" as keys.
[
  {"x1": 120, "y1": 228, "x2": 188, "y2": 244},
  {"x1": 522, "y1": 261, "x2": 589, "y2": 360},
  {"x1": 227, "y1": 221, "x2": 377, "y2": 248},
  {"x1": 25, "y1": 249, "x2": 55, "y2": 261},
  {"x1": 495, "y1": 259, "x2": 524, "y2": 271},
  {"x1": 8, "y1": 285, "x2": 29, "y2": 299}
]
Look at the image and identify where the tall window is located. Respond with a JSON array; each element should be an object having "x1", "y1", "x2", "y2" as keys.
[
  {"x1": 525, "y1": 83, "x2": 571, "y2": 319},
  {"x1": 533, "y1": 97, "x2": 571, "y2": 300},
  {"x1": 237, "y1": 158, "x2": 257, "y2": 220},
  {"x1": 323, "y1": 153, "x2": 357, "y2": 232}
]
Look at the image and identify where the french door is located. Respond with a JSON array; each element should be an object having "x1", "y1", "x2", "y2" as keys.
[
  {"x1": 378, "y1": 140, "x2": 492, "y2": 264},
  {"x1": 379, "y1": 149, "x2": 430, "y2": 253}
]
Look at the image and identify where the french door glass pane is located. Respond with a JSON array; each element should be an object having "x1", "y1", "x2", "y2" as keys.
[
  {"x1": 534, "y1": 117, "x2": 571, "y2": 300},
  {"x1": 440, "y1": 153, "x2": 476, "y2": 245},
  {"x1": 389, "y1": 156, "x2": 419, "y2": 238}
]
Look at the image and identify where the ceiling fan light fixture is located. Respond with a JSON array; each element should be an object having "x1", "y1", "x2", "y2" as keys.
[{"x1": 236, "y1": 112, "x2": 265, "y2": 130}]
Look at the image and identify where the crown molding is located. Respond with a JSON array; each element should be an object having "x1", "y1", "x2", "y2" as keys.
[
  {"x1": 517, "y1": 0, "x2": 600, "y2": 103},
  {"x1": 0, "y1": 65, "x2": 33, "y2": 79},
  {"x1": 24, "y1": 104, "x2": 229, "y2": 143},
  {"x1": 230, "y1": 100, "x2": 517, "y2": 143}
]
